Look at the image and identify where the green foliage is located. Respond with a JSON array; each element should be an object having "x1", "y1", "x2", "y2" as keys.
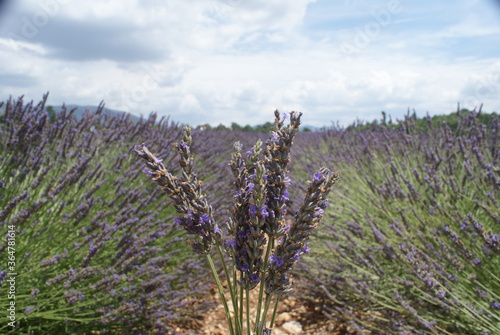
[
  {"x1": 252, "y1": 122, "x2": 274, "y2": 133},
  {"x1": 214, "y1": 123, "x2": 228, "y2": 131},
  {"x1": 46, "y1": 106, "x2": 56, "y2": 123},
  {"x1": 211, "y1": 121, "x2": 279, "y2": 133}
]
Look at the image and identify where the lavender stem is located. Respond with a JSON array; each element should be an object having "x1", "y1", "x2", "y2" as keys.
[{"x1": 206, "y1": 253, "x2": 235, "y2": 335}]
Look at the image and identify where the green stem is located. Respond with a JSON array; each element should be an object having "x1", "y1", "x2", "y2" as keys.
[
  {"x1": 254, "y1": 241, "x2": 274, "y2": 333},
  {"x1": 269, "y1": 294, "x2": 281, "y2": 329},
  {"x1": 233, "y1": 263, "x2": 238, "y2": 297},
  {"x1": 257, "y1": 294, "x2": 273, "y2": 335},
  {"x1": 217, "y1": 246, "x2": 241, "y2": 334},
  {"x1": 246, "y1": 288, "x2": 251, "y2": 335},
  {"x1": 217, "y1": 245, "x2": 236, "y2": 297},
  {"x1": 240, "y1": 282, "x2": 244, "y2": 333},
  {"x1": 233, "y1": 273, "x2": 241, "y2": 334},
  {"x1": 206, "y1": 253, "x2": 234, "y2": 335}
]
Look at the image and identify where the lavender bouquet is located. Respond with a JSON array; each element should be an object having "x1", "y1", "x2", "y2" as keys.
[{"x1": 133, "y1": 111, "x2": 339, "y2": 335}]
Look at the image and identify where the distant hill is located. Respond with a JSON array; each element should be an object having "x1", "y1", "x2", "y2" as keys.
[
  {"x1": 49, "y1": 105, "x2": 141, "y2": 122},
  {"x1": 300, "y1": 124, "x2": 323, "y2": 132}
]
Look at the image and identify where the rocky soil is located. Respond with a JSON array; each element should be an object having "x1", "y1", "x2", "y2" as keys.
[{"x1": 172, "y1": 283, "x2": 356, "y2": 335}]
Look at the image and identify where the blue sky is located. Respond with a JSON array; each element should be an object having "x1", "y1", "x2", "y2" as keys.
[{"x1": 0, "y1": 0, "x2": 499, "y2": 127}]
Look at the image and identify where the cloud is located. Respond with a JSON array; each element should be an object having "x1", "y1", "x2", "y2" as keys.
[
  {"x1": 0, "y1": 0, "x2": 499, "y2": 128},
  {"x1": 0, "y1": 73, "x2": 39, "y2": 88},
  {"x1": 4, "y1": 14, "x2": 167, "y2": 62}
]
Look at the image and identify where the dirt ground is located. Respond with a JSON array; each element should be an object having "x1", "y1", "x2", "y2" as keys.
[{"x1": 172, "y1": 283, "x2": 355, "y2": 335}]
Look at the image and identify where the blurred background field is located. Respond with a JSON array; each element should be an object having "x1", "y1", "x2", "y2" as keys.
[{"x1": 0, "y1": 95, "x2": 499, "y2": 334}]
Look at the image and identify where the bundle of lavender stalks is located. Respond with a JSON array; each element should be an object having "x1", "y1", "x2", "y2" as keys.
[{"x1": 132, "y1": 111, "x2": 339, "y2": 335}]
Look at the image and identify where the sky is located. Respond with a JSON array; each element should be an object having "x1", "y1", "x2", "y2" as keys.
[{"x1": 0, "y1": 0, "x2": 499, "y2": 128}]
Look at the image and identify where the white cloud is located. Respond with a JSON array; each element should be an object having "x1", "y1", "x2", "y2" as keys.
[{"x1": 0, "y1": 0, "x2": 499, "y2": 128}]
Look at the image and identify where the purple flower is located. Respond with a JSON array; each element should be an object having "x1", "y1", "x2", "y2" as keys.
[
  {"x1": 225, "y1": 239, "x2": 237, "y2": 249},
  {"x1": 199, "y1": 214, "x2": 211, "y2": 224},
  {"x1": 281, "y1": 190, "x2": 290, "y2": 202},
  {"x1": 143, "y1": 168, "x2": 154, "y2": 177},
  {"x1": 270, "y1": 254, "x2": 284, "y2": 267},
  {"x1": 436, "y1": 291, "x2": 446, "y2": 298},
  {"x1": 284, "y1": 176, "x2": 291, "y2": 186},
  {"x1": 473, "y1": 258, "x2": 481, "y2": 265},
  {"x1": 64, "y1": 289, "x2": 85, "y2": 305},
  {"x1": 302, "y1": 243, "x2": 310, "y2": 254},
  {"x1": 247, "y1": 183, "x2": 255, "y2": 193},
  {"x1": 270, "y1": 131, "x2": 279, "y2": 141},
  {"x1": 24, "y1": 306, "x2": 35, "y2": 314},
  {"x1": 313, "y1": 172, "x2": 323, "y2": 182},
  {"x1": 249, "y1": 205, "x2": 257, "y2": 216},
  {"x1": 293, "y1": 251, "x2": 302, "y2": 262},
  {"x1": 293, "y1": 244, "x2": 310, "y2": 262},
  {"x1": 250, "y1": 273, "x2": 260, "y2": 283},
  {"x1": 238, "y1": 230, "x2": 247, "y2": 239},
  {"x1": 260, "y1": 205, "x2": 269, "y2": 218},
  {"x1": 492, "y1": 301, "x2": 500, "y2": 309},
  {"x1": 314, "y1": 208, "x2": 324, "y2": 217}
]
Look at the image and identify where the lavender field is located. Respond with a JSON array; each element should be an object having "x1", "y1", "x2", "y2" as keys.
[{"x1": 1, "y1": 95, "x2": 499, "y2": 334}]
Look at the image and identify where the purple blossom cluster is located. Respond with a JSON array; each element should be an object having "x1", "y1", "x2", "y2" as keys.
[
  {"x1": 226, "y1": 139, "x2": 267, "y2": 289},
  {"x1": 261, "y1": 111, "x2": 299, "y2": 238},
  {"x1": 265, "y1": 168, "x2": 338, "y2": 295},
  {"x1": 133, "y1": 109, "x2": 339, "y2": 334},
  {"x1": 134, "y1": 132, "x2": 222, "y2": 254}
]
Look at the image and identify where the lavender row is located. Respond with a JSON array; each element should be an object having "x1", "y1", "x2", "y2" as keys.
[
  {"x1": 3, "y1": 92, "x2": 497, "y2": 333},
  {"x1": 0, "y1": 95, "x2": 235, "y2": 334},
  {"x1": 292, "y1": 109, "x2": 499, "y2": 334}
]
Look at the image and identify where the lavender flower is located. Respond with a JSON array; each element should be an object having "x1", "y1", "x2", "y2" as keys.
[
  {"x1": 129, "y1": 110, "x2": 342, "y2": 335},
  {"x1": 133, "y1": 136, "x2": 220, "y2": 254},
  {"x1": 265, "y1": 168, "x2": 339, "y2": 295},
  {"x1": 262, "y1": 111, "x2": 302, "y2": 238},
  {"x1": 227, "y1": 139, "x2": 268, "y2": 290}
]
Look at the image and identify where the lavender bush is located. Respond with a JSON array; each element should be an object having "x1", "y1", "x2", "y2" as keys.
[
  {"x1": 0, "y1": 95, "x2": 216, "y2": 334},
  {"x1": 293, "y1": 109, "x2": 499, "y2": 334},
  {"x1": 132, "y1": 110, "x2": 339, "y2": 335}
]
